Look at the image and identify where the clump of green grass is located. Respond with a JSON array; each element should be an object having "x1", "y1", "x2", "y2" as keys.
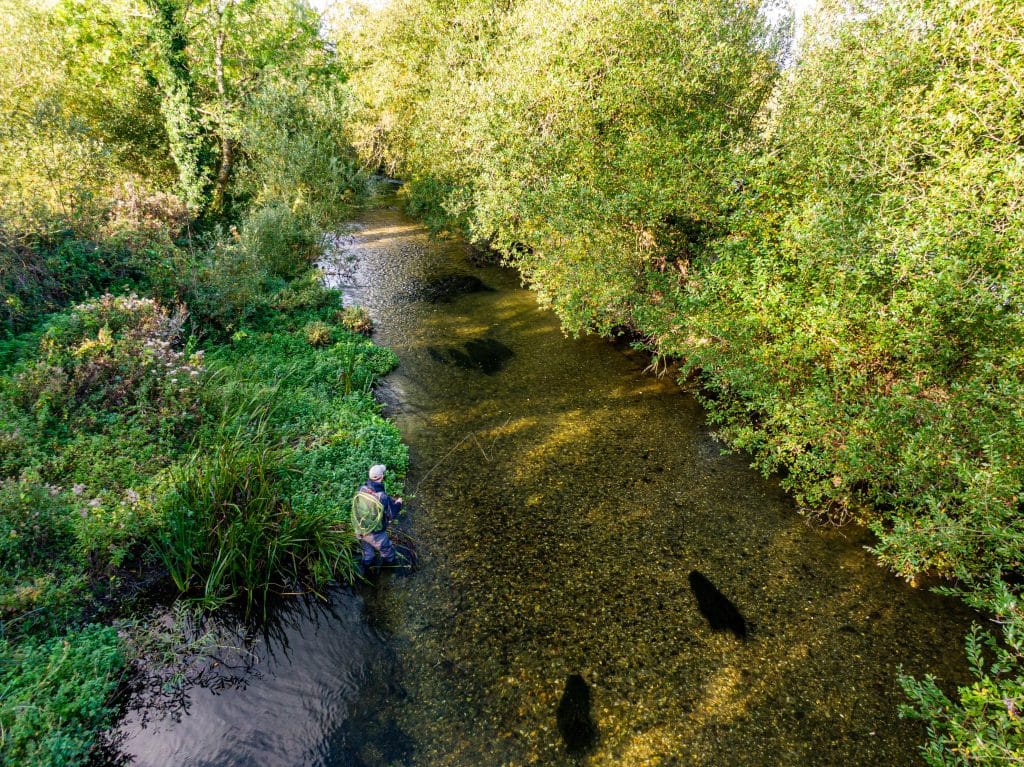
[{"x1": 154, "y1": 430, "x2": 354, "y2": 614}]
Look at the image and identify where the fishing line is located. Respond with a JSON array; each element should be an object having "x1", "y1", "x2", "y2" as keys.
[{"x1": 410, "y1": 413, "x2": 513, "y2": 495}]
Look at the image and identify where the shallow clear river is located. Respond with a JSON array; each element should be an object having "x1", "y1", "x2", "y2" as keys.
[{"x1": 112, "y1": 191, "x2": 975, "y2": 766}]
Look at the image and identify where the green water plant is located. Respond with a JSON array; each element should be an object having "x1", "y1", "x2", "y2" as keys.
[{"x1": 336, "y1": 305, "x2": 372, "y2": 335}]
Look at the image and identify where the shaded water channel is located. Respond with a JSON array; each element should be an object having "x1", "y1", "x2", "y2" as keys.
[{"x1": 113, "y1": 192, "x2": 975, "y2": 766}]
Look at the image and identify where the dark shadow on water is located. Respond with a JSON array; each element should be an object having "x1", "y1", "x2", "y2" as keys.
[
  {"x1": 689, "y1": 570, "x2": 748, "y2": 640},
  {"x1": 556, "y1": 674, "x2": 599, "y2": 755},
  {"x1": 399, "y1": 274, "x2": 493, "y2": 303},
  {"x1": 328, "y1": 716, "x2": 416, "y2": 767},
  {"x1": 103, "y1": 588, "x2": 384, "y2": 766},
  {"x1": 427, "y1": 338, "x2": 514, "y2": 375}
]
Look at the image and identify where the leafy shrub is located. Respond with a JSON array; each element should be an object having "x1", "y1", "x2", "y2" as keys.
[
  {"x1": 272, "y1": 269, "x2": 339, "y2": 313},
  {"x1": 0, "y1": 229, "x2": 142, "y2": 335},
  {"x1": 240, "y1": 202, "x2": 319, "y2": 280},
  {"x1": 0, "y1": 480, "x2": 75, "y2": 578},
  {"x1": 303, "y1": 320, "x2": 333, "y2": 347},
  {"x1": 336, "y1": 305, "x2": 372, "y2": 335},
  {"x1": 0, "y1": 624, "x2": 124, "y2": 767},
  {"x1": 14, "y1": 293, "x2": 203, "y2": 434},
  {"x1": 901, "y1": 614, "x2": 1024, "y2": 765},
  {"x1": 101, "y1": 182, "x2": 189, "y2": 250},
  {"x1": 240, "y1": 75, "x2": 366, "y2": 227},
  {"x1": 664, "y1": 0, "x2": 1024, "y2": 588},
  {"x1": 0, "y1": 479, "x2": 86, "y2": 635},
  {"x1": 0, "y1": 394, "x2": 44, "y2": 481},
  {"x1": 173, "y1": 237, "x2": 270, "y2": 337},
  {"x1": 71, "y1": 482, "x2": 162, "y2": 572}
]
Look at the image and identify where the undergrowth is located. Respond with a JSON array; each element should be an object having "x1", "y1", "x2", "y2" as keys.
[{"x1": 0, "y1": 235, "x2": 404, "y2": 763}]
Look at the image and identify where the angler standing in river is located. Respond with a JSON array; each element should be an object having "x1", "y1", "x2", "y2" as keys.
[{"x1": 352, "y1": 464, "x2": 404, "y2": 575}]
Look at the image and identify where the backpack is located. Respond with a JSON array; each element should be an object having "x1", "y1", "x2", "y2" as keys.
[{"x1": 351, "y1": 487, "x2": 384, "y2": 535}]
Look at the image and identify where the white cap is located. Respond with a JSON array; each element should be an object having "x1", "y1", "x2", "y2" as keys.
[{"x1": 368, "y1": 464, "x2": 386, "y2": 481}]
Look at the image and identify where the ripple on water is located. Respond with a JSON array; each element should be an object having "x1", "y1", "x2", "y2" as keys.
[{"x1": 110, "y1": 590, "x2": 390, "y2": 767}]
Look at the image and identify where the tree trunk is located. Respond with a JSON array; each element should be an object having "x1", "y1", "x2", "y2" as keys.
[
  {"x1": 211, "y1": 18, "x2": 232, "y2": 213},
  {"x1": 146, "y1": 0, "x2": 208, "y2": 212}
]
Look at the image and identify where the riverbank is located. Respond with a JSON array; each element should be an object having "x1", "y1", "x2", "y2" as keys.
[{"x1": 0, "y1": 226, "x2": 405, "y2": 764}]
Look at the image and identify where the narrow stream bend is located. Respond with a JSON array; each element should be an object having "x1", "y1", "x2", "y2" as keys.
[{"x1": 112, "y1": 192, "x2": 974, "y2": 767}]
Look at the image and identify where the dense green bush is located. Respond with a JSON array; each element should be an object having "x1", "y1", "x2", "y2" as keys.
[
  {"x1": 0, "y1": 231, "x2": 145, "y2": 337},
  {"x1": 241, "y1": 76, "x2": 367, "y2": 227},
  {"x1": 901, "y1": 612, "x2": 1024, "y2": 765},
  {"x1": 336, "y1": 305, "x2": 372, "y2": 335},
  {"x1": 0, "y1": 481, "x2": 74, "y2": 574},
  {"x1": 171, "y1": 237, "x2": 272, "y2": 337},
  {"x1": 272, "y1": 269, "x2": 341, "y2": 313},
  {"x1": 348, "y1": 0, "x2": 783, "y2": 330},
  {"x1": 13, "y1": 293, "x2": 203, "y2": 434},
  {"x1": 348, "y1": 0, "x2": 1023, "y2": 760},
  {"x1": 0, "y1": 480, "x2": 85, "y2": 636},
  {"x1": 0, "y1": 624, "x2": 124, "y2": 767},
  {"x1": 657, "y1": 0, "x2": 1024, "y2": 587},
  {"x1": 241, "y1": 202, "x2": 320, "y2": 280}
]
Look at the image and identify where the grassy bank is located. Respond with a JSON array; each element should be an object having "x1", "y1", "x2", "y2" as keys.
[
  {"x1": 0, "y1": 1, "x2": 404, "y2": 760},
  {"x1": 0, "y1": 241, "x2": 406, "y2": 764}
]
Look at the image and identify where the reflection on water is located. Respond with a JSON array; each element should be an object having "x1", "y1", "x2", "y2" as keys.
[
  {"x1": 325, "y1": 194, "x2": 975, "y2": 766},
  {"x1": 110, "y1": 590, "x2": 390, "y2": 767}
]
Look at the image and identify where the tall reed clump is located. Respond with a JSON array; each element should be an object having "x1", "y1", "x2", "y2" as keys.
[{"x1": 155, "y1": 429, "x2": 353, "y2": 614}]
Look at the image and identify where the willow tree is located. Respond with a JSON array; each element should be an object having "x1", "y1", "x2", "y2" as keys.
[
  {"x1": 347, "y1": 0, "x2": 787, "y2": 332},
  {"x1": 0, "y1": 0, "x2": 169, "y2": 226}
]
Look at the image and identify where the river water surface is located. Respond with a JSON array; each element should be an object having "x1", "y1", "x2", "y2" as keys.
[{"x1": 113, "y1": 191, "x2": 975, "y2": 766}]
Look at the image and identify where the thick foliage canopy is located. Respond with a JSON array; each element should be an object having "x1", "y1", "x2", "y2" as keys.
[{"x1": 346, "y1": 0, "x2": 1024, "y2": 761}]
